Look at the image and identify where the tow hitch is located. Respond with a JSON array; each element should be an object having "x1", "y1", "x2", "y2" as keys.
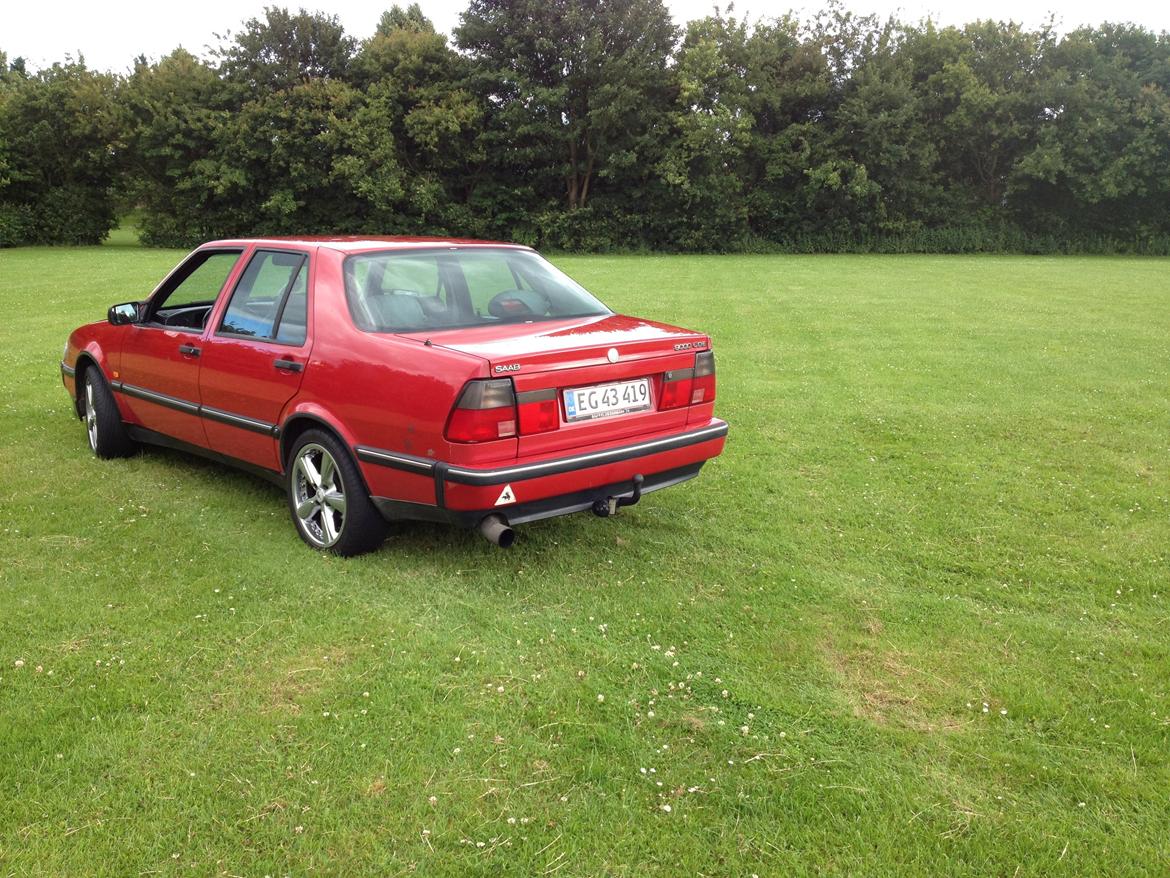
[{"x1": 592, "y1": 474, "x2": 644, "y2": 518}]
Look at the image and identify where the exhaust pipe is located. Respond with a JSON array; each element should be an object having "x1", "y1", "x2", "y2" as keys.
[{"x1": 478, "y1": 514, "x2": 515, "y2": 549}]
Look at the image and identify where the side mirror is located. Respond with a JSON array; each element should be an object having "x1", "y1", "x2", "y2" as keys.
[{"x1": 108, "y1": 302, "x2": 141, "y2": 326}]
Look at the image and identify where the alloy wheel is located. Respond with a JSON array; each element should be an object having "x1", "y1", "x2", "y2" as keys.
[
  {"x1": 292, "y1": 443, "x2": 347, "y2": 548},
  {"x1": 85, "y1": 379, "x2": 98, "y2": 451}
]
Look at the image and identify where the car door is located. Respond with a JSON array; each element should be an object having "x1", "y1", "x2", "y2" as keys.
[
  {"x1": 117, "y1": 248, "x2": 245, "y2": 448},
  {"x1": 197, "y1": 248, "x2": 314, "y2": 471}
]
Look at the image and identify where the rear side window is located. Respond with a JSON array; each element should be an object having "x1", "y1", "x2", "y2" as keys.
[{"x1": 219, "y1": 250, "x2": 308, "y2": 343}]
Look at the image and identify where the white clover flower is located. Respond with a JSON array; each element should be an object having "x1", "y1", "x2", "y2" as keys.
[
  {"x1": 660, "y1": 804, "x2": 672, "y2": 812},
  {"x1": 597, "y1": 694, "x2": 605, "y2": 703}
]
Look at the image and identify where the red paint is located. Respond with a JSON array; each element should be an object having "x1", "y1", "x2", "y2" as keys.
[{"x1": 62, "y1": 237, "x2": 727, "y2": 530}]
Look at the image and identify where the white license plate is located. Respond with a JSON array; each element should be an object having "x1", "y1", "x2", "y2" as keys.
[{"x1": 563, "y1": 378, "x2": 652, "y2": 422}]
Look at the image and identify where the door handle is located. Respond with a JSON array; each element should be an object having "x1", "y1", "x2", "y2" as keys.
[
  {"x1": 274, "y1": 358, "x2": 303, "y2": 373},
  {"x1": 178, "y1": 344, "x2": 201, "y2": 357}
]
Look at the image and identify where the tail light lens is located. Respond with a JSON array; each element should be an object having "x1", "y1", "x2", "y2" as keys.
[
  {"x1": 659, "y1": 368, "x2": 693, "y2": 410},
  {"x1": 517, "y1": 389, "x2": 559, "y2": 435},
  {"x1": 445, "y1": 379, "x2": 517, "y2": 442},
  {"x1": 691, "y1": 351, "x2": 716, "y2": 404}
]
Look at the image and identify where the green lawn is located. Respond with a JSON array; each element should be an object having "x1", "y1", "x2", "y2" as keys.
[{"x1": 1, "y1": 247, "x2": 1168, "y2": 876}]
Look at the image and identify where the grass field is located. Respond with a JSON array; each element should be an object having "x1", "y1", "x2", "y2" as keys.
[{"x1": 1, "y1": 246, "x2": 1168, "y2": 876}]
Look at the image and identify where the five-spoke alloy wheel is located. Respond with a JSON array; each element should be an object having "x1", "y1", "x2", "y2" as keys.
[
  {"x1": 292, "y1": 443, "x2": 347, "y2": 548},
  {"x1": 286, "y1": 429, "x2": 386, "y2": 556}
]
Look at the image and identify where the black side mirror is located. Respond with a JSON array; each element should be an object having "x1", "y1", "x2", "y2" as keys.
[{"x1": 108, "y1": 302, "x2": 141, "y2": 326}]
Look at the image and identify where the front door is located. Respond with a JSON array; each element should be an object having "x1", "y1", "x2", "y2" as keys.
[
  {"x1": 117, "y1": 249, "x2": 244, "y2": 448},
  {"x1": 198, "y1": 248, "x2": 313, "y2": 471}
]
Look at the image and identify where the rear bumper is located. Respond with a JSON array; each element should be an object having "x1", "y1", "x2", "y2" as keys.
[{"x1": 360, "y1": 419, "x2": 728, "y2": 527}]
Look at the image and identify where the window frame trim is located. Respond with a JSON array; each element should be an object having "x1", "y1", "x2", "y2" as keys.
[
  {"x1": 214, "y1": 248, "x2": 311, "y2": 347},
  {"x1": 141, "y1": 247, "x2": 246, "y2": 328}
]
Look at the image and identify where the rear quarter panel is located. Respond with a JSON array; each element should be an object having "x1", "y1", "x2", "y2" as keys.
[{"x1": 286, "y1": 248, "x2": 505, "y2": 505}]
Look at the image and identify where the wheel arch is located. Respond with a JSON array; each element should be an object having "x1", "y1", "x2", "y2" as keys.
[
  {"x1": 72, "y1": 352, "x2": 102, "y2": 419},
  {"x1": 279, "y1": 412, "x2": 377, "y2": 502}
]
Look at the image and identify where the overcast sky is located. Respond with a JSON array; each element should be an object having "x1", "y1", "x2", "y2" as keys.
[{"x1": 5, "y1": 0, "x2": 1169, "y2": 73}]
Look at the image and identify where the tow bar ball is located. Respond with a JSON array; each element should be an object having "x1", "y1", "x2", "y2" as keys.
[{"x1": 592, "y1": 474, "x2": 645, "y2": 518}]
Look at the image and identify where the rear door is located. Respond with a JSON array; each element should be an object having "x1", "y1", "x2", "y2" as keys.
[{"x1": 197, "y1": 248, "x2": 313, "y2": 471}]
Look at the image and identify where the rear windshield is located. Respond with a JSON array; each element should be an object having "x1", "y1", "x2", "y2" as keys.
[{"x1": 343, "y1": 247, "x2": 611, "y2": 333}]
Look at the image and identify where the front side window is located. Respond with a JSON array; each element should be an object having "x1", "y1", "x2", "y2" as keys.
[
  {"x1": 219, "y1": 250, "x2": 308, "y2": 343},
  {"x1": 148, "y1": 250, "x2": 243, "y2": 329},
  {"x1": 344, "y1": 248, "x2": 610, "y2": 333}
]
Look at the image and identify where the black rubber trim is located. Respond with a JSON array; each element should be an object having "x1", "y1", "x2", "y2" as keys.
[
  {"x1": 516, "y1": 387, "x2": 558, "y2": 404},
  {"x1": 114, "y1": 382, "x2": 280, "y2": 437},
  {"x1": 201, "y1": 405, "x2": 277, "y2": 436},
  {"x1": 664, "y1": 367, "x2": 695, "y2": 382},
  {"x1": 354, "y1": 446, "x2": 435, "y2": 475},
  {"x1": 445, "y1": 422, "x2": 728, "y2": 487},
  {"x1": 371, "y1": 463, "x2": 704, "y2": 528},
  {"x1": 117, "y1": 381, "x2": 200, "y2": 415},
  {"x1": 60, "y1": 362, "x2": 76, "y2": 378},
  {"x1": 355, "y1": 421, "x2": 728, "y2": 489}
]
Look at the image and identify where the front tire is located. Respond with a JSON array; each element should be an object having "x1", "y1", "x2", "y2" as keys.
[
  {"x1": 287, "y1": 429, "x2": 386, "y2": 556},
  {"x1": 82, "y1": 367, "x2": 135, "y2": 459}
]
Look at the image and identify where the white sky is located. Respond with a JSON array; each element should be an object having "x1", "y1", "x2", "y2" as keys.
[{"x1": 5, "y1": 0, "x2": 1169, "y2": 73}]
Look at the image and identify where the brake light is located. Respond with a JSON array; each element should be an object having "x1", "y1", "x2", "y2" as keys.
[
  {"x1": 659, "y1": 368, "x2": 693, "y2": 410},
  {"x1": 691, "y1": 351, "x2": 716, "y2": 404},
  {"x1": 445, "y1": 379, "x2": 517, "y2": 442},
  {"x1": 517, "y1": 389, "x2": 559, "y2": 435}
]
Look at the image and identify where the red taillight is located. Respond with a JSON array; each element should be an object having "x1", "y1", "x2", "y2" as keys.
[
  {"x1": 659, "y1": 368, "x2": 693, "y2": 410},
  {"x1": 445, "y1": 379, "x2": 517, "y2": 443},
  {"x1": 691, "y1": 350, "x2": 716, "y2": 404},
  {"x1": 517, "y1": 389, "x2": 559, "y2": 435},
  {"x1": 660, "y1": 350, "x2": 715, "y2": 410}
]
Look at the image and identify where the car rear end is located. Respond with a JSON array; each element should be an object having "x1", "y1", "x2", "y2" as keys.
[
  {"x1": 429, "y1": 323, "x2": 727, "y2": 528},
  {"x1": 336, "y1": 242, "x2": 728, "y2": 540}
]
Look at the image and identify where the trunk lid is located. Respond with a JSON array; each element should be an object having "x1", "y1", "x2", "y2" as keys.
[{"x1": 412, "y1": 314, "x2": 710, "y2": 456}]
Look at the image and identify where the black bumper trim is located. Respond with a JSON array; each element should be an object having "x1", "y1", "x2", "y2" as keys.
[
  {"x1": 355, "y1": 421, "x2": 727, "y2": 490},
  {"x1": 372, "y1": 463, "x2": 704, "y2": 528},
  {"x1": 60, "y1": 362, "x2": 76, "y2": 378},
  {"x1": 444, "y1": 421, "x2": 728, "y2": 487}
]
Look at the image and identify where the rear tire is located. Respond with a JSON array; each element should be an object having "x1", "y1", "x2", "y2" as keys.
[
  {"x1": 82, "y1": 367, "x2": 135, "y2": 459},
  {"x1": 287, "y1": 429, "x2": 386, "y2": 556}
]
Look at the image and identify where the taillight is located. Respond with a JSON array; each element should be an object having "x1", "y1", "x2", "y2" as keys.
[
  {"x1": 445, "y1": 379, "x2": 517, "y2": 443},
  {"x1": 691, "y1": 351, "x2": 716, "y2": 404},
  {"x1": 517, "y1": 389, "x2": 559, "y2": 435},
  {"x1": 660, "y1": 368, "x2": 693, "y2": 410}
]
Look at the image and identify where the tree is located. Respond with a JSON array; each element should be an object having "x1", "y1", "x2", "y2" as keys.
[
  {"x1": 121, "y1": 50, "x2": 236, "y2": 246},
  {"x1": 654, "y1": 12, "x2": 754, "y2": 248},
  {"x1": 0, "y1": 59, "x2": 124, "y2": 245},
  {"x1": 218, "y1": 7, "x2": 356, "y2": 92},
  {"x1": 456, "y1": 0, "x2": 678, "y2": 217},
  {"x1": 349, "y1": 8, "x2": 484, "y2": 233}
]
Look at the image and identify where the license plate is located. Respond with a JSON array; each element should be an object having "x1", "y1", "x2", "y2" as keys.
[{"x1": 563, "y1": 378, "x2": 652, "y2": 422}]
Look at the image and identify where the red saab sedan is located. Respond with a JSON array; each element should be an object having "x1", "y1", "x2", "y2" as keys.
[{"x1": 60, "y1": 237, "x2": 728, "y2": 554}]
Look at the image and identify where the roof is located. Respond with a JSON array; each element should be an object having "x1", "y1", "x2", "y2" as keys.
[{"x1": 201, "y1": 235, "x2": 531, "y2": 253}]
